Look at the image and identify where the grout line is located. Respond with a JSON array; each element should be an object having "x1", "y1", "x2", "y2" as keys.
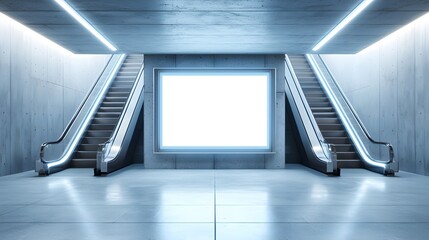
[
  {"x1": 414, "y1": 31, "x2": 416, "y2": 173},
  {"x1": 378, "y1": 45, "x2": 381, "y2": 147},
  {"x1": 8, "y1": 20, "x2": 12, "y2": 176},
  {"x1": 413, "y1": 30, "x2": 418, "y2": 174},
  {"x1": 1, "y1": 221, "x2": 428, "y2": 224},
  {"x1": 213, "y1": 170, "x2": 217, "y2": 240}
]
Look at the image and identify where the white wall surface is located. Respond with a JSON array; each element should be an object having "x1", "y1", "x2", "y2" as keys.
[
  {"x1": 0, "y1": 13, "x2": 110, "y2": 176},
  {"x1": 143, "y1": 54, "x2": 301, "y2": 169},
  {"x1": 322, "y1": 13, "x2": 429, "y2": 175}
]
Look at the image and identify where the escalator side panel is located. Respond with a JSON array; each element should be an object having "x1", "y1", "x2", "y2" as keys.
[
  {"x1": 289, "y1": 55, "x2": 362, "y2": 170},
  {"x1": 71, "y1": 55, "x2": 143, "y2": 169},
  {"x1": 125, "y1": 106, "x2": 144, "y2": 164},
  {"x1": 284, "y1": 55, "x2": 338, "y2": 175},
  {"x1": 95, "y1": 55, "x2": 145, "y2": 175}
]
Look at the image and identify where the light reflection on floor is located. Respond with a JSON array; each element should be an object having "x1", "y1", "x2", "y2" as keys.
[{"x1": 0, "y1": 164, "x2": 429, "y2": 240}]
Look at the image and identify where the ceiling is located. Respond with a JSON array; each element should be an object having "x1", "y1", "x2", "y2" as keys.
[{"x1": 1, "y1": 0, "x2": 428, "y2": 54}]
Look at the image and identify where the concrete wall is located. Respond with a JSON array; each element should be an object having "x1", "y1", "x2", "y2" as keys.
[
  {"x1": 322, "y1": 13, "x2": 429, "y2": 176},
  {"x1": 0, "y1": 14, "x2": 110, "y2": 176},
  {"x1": 143, "y1": 55, "x2": 301, "y2": 169}
]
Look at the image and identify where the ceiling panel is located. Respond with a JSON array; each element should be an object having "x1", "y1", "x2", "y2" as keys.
[
  {"x1": 0, "y1": 0, "x2": 361, "y2": 11},
  {"x1": 0, "y1": 0, "x2": 428, "y2": 54}
]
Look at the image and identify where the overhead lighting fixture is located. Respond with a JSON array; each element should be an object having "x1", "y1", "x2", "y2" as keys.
[
  {"x1": 54, "y1": 0, "x2": 117, "y2": 51},
  {"x1": 359, "y1": 12, "x2": 429, "y2": 54},
  {"x1": 312, "y1": 0, "x2": 374, "y2": 51},
  {"x1": 0, "y1": 12, "x2": 72, "y2": 55}
]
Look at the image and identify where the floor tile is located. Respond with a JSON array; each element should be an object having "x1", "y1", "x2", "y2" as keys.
[
  {"x1": 216, "y1": 205, "x2": 429, "y2": 223},
  {"x1": 216, "y1": 223, "x2": 429, "y2": 240},
  {"x1": 0, "y1": 223, "x2": 214, "y2": 240},
  {"x1": 116, "y1": 205, "x2": 214, "y2": 223},
  {"x1": 0, "y1": 165, "x2": 429, "y2": 240}
]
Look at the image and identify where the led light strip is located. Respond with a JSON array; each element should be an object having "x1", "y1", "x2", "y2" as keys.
[
  {"x1": 306, "y1": 54, "x2": 385, "y2": 169},
  {"x1": 312, "y1": 0, "x2": 374, "y2": 51},
  {"x1": 0, "y1": 12, "x2": 72, "y2": 55},
  {"x1": 54, "y1": 0, "x2": 117, "y2": 51},
  {"x1": 46, "y1": 54, "x2": 125, "y2": 169}
]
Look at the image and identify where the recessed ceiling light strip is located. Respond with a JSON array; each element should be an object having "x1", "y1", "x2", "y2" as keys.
[
  {"x1": 54, "y1": 0, "x2": 117, "y2": 51},
  {"x1": 312, "y1": 0, "x2": 374, "y2": 51}
]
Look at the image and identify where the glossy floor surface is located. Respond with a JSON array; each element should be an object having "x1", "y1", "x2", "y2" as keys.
[{"x1": 0, "y1": 164, "x2": 428, "y2": 240}]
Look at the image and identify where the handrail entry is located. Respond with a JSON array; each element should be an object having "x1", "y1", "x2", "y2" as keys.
[
  {"x1": 308, "y1": 54, "x2": 395, "y2": 165},
  {"x1": 40, "y1": 55, "x2": 114, "y2": 163},
  {"x1": 284, "y1": 55, "x2": 338, "y2": 173},
  {"x1": 97, "y1": 55, "x2": 145, "y2": 170}
]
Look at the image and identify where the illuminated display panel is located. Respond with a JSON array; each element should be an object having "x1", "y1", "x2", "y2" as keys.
[{"x1": 155, "y1": 69, "x2": 275, "y2": 153}]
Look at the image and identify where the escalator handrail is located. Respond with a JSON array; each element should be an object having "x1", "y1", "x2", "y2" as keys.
[
  {"x1": 285, "y1": 56, "x2": 326, "y2": 144},
  {"x1": 310, "y1": 54, "x2": 394, "y2": 163},
  {"x1": 40, "y1": 55, "x2": 114, "y2": 163},
  {"x1": 99, "y1": 56, "x2": 145, "y2": 164},
  {"x1": 284, "y1": 55, "x2": 336, "y2": 164}
]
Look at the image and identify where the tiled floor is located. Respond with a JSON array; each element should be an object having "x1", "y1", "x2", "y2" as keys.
[{"x1": 0, "y1": 164, "x2": 429, "y2": 240}]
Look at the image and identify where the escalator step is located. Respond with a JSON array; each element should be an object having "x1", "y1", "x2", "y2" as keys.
[
  {"x1": 78, "y1": 144, "x2": 99, "y2": 151},
  {"x1": 324, "y1": 137, "x2": 351, "y2": 144},
  {"x1": 88, "y1": 124, "x2": 116, "y2": 130},
  {"x1": 291, "y1": 66, "x2": 311, "y2": 71},
  {"x1": 297, "y1": 77, "x2": 318, "y2": 80},
  {"x1": 313, "y1": 112, "x2": 337, "y2": 117},
  {"x1": 301, "y1": 85, "x2": 319, "y2": 90},
  {"x1": 335, "y1": 144, "x2": 355, "y2": 152},
  {"x1": 101, "y1": 102, "x2": 126, "y2": 107},
  {"x1": 337, "y1": 159, "x2": 363, "y2": 168},
  {"x1": 98, "y1": 107, "x2": 124, "y2": 112},
  {"x1": 124, "y1": 56, "x2": 143, "y2": 60},
  {"x1": 104, "y1": 97, "x2": 128, "y2": 102},
  {"x1": 106, "y1": 92, "x2": 130, "y2": 97},
  {"x1": 85, "y1": 130, "x2": 113, "y2": 138},
  {"x1": 117, "y1": 72, "x2": 137, "y2": 77},
  {"x1": 304, "y1": 91, "x2": 325, "y2": 96},
  {"x1": 288, "y1": 55, "x2": 305, "y2": 58},
  {"x1": 315, "y1": 118, "x2": 341, "y2": 124},
  {"x1": 337, "y1": 152, "x2": 359, "y2": 159},
  {"x1": 309, "y1": 102, "x2": 331, "y2": 107},
  {"x1": 295, "y1": 70, "x2": 315, "y2": 75},
  {"x1": 289, "y1": 58, "x2": 307, "y2": 63},
  {"x1": 92, "y1": 118, "x2": 119, "y2": 124},
  {"x1": 109, "y1": 87, "x2": 132, "y2": 92},
  {"x1": 321, "y1": 130, "x2": 347, "y2": 137},
  {"x1": 307, "y1": 97, "x2": 329, "y2": 102},
  {"x1": 318, "y1": 124, "x2": 343, "y2": 130},
  {"x1": 81, "y1": 137, "x2": 110, "y2": 144},
  {"x1": 115, "y1": 76, "x2": 136, "y2": 80},
  {"x1": 95, "y1": 111, "x2": 122, "y2": 115},
  {"x1": 123, "y1": 63, "x2": 142, "y2": 66},
  {"x1": 95, "y1": 112, "x2": 122, "y2": 118},
  {"x1": 310, "y1": 107, "x2": 334, "y2": 112},
  {"x1": 70, "y1": 159, "x2": 96, "y2": 168},
  {"x1": 74, "y1": 151, "x2": 97, "y2": 159},
  {"x1": 299, "y1": 78, "x2": 318, "y2": 82},
  {"x1": 299, "y1": 82, "x2": 320, "y2": 86},
  {"x1": 113, "y1": 82, "x2": 136, "y2": 88},
  {"x1": 120, "y1": 67, "x2": 141, "y2": 71},
  {"x1": 296, "y1": 74, "x2": 316, "y2": 78},
  {"x1": 300, "y1": 85, "x2": 321, "y2": 90},
  {"x1": 112, "y1": 80, "x2": 134, "y2": 83},
  {"x1": 305, "y1": 93, "x2": 326, "y2": 98},
  {"x1": 302, "y1": 87, "x2": 323, "y2": 91}
]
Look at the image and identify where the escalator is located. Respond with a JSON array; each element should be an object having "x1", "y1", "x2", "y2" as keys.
[
  {"x1": 71, "y1": 55, "x2": 143, "y2": 168},
  {"x1": 36, "y1": 54, "x2": 145, "y2": 176},
  {"x1": 288, "y1": 55, "x2": 361, "y2": 169},
  {"x1": 285, "y1": 54, "x2": 398, "y2": 176}
]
